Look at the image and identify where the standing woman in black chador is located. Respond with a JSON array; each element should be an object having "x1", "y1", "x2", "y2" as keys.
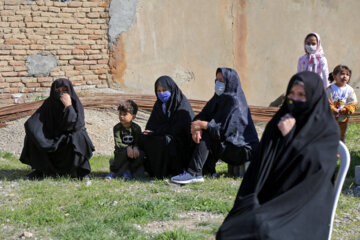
[
  {"x1": 142, "y1": 76, "x2": 194, "y2": 178},
  {"x1": 171, "y1": 68, "x2": 259, "y2": 184},
  {"x1": 217, "y1": 71, "x2": 340, "y2": 240},
  {"x1": 20, "y1": 78, "x2": 94, "y2": 179}
]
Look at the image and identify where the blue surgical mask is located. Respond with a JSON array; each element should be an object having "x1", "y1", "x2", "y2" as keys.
[
  {"x1": 215, "y1": 81, "x2": 225, "y2": 96},
  {"x1": 157, "y1": 91, "x2": 171, "y2": 103},
  {"x1": 305, "y1": 44, "x2": 317, "y2": 54}
]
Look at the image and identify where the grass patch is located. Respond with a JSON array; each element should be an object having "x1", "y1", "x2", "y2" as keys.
[{"x1": 0, "y1": 124, "x2": 360, "y2": 239}]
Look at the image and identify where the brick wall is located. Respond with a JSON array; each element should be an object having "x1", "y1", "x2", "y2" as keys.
[{"x1": 0, "y1": 0, "x2": 110, "y2": 104}]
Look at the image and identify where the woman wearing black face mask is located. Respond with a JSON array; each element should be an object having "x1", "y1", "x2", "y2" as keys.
[
  {"x1": 217, "y1": 71, "x2": 340, "y2": 240},
  {"x1": 20, "y1": 78, "x2": 94, "y2": 180}
]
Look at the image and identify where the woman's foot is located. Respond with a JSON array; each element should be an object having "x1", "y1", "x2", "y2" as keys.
[{"x1": 24, "y1": 170, "x2": 44, "y2": 180}]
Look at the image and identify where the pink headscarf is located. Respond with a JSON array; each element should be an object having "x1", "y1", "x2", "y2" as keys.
[{"x1": 303, "y1": 32, "x2": 324, "y2": 73}]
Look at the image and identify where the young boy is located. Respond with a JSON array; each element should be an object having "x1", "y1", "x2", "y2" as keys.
[{"x1": 105, "y1": 100, "x2": 145, "y2": 180}]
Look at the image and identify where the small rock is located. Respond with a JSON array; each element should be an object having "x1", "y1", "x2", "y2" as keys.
[
  {"x1": 21, "y1": 231, "x2": 33, "y2": 238},
  {"x1": 9, "y1": 193, "x2": 15, "y2": 198},
  {"x1": 64, "y1": 213, "x2": 70, "y2": 217}
]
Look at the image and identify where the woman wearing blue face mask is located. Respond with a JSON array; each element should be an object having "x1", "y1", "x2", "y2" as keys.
[
  {"x1": 171, "y1": 68, "x2": 259, "y2": 184},
  {"x1": 141, "y1": 76, "x2": 194, "y2": 178}
]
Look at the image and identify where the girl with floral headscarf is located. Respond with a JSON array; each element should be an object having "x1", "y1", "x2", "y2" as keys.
[{"x1": 297, "y1": 32, "x2": 329, "y2": 88}]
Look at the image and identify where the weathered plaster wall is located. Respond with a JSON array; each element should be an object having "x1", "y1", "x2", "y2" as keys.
[{"x1": 110, "y1": 0, "x2": 360, "y2": 106}]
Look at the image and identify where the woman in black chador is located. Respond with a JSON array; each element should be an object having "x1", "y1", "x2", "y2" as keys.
[
  {"x1": 20, "y1": 78, "x2": 94, "y2": 179},
  {"x1": 171, "y1": 68, "x2": 259, "y2": 184},
  {"x1": 217, "y1": 71, "x2": 340, "y2": 240},
  {"x1": 142, "y1": 76, "x2": 194, "y2": 178}
]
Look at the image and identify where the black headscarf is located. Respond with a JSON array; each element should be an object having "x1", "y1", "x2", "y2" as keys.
[
  {"x1": 217, "y1": 71, "x2": 340, "y2": 240},
  {"x1": 146, "y1": 76, "x2": 195, "y2": 136},
  {"x1": 24, "y1": 78, "x2": 86, "y2": 151},
  {"x1": 195, "y1": 68, "x2": 258, "y2": 151}
]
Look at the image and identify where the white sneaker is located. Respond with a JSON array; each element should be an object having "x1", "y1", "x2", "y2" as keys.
[{"x1": 171, "y1": 171, "x2": 204, "y2": 184}]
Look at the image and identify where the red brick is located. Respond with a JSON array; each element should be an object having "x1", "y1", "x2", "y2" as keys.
[
  {"x1": 79, "y1": 29, "x2": 93, "y2": 35},
  {"x1": 0, "y1": 61, "x2": 8, "y2": 66},
  {"x1": 92, "y1": 7, "x2": 106, "y2": 12},
  {"x1": 1, "y1": 72, "x2": 17, "y2": 77},
  {"x1": 72, "y1": 50, "x2": 84, "y2": 55},
  {"x1": 79, "y1": 8, "x2": 91, "y2": 13},
  {"x1": 10, "y1": 82, "x2": 24, "y2": 87},
  {"x1": 84, "y1": 60, "x2": 97, "y2": 65},
  {"x1": 74, "y1": 55, "x2": 88, "y2": 60},
  {"x1": 59, "y1": 55, "x2": 73, "y2": 60},
  {"x1": 68, "y1": 2, "x2": 82, "y2": 7},
  {"x1": 90, "y1": 64, "x2": 107, "y2": 70},
  {"x1": 0, "y1": 10, "x2": 15, "y2": 16},
  {"x1": 6, "y1": 77, "x2": 21, "y2": 82},
  {"x1": 82, "y1": 2, "x2": 98, "y2": 7},
  {"x1": 37, "y1": 77, "x2": 53, "y2": 82},
  {"x1": 85, "y1": 50, "x2": 100, "y2": 55},
  {"x1": 51, "y1": 30, "x2": 65, "y2": 35},
  {"x1": 13, "y1": 66, "x2": 27, "y2": 71},
  {"x1": 71, "y1": 24, "x2": 85, "y2": 29},
  {"x1": 48, "y1": 7, "x2": 60, "y2": 13},
  {"x1": 72, "y1": 81, "x2": 86, "y2": 86},
  {"x1": 100, "y1": 13, "x2": 109, "y2": 18},
  {"x1": 95, "y1": 69, "x2": 108, "y2": 74},
  {"x1": 13, "y1": 45, "x2": 29, "y2": 50},
  {"x1": 7, "y1": 16, "x2": 23, "y2": 22},
  {"x1": 4, "y1": 39, "x2": 22, "y2": 45},
  {"x1": 48, "y1": 17, "x2": 63, "y2": 23},
  {"x1": 30, "y1": 45, "x2": 45, "y2": 50},
  {"x1": 90, "y1": 35, "x2": 102, "y2": 40},
  {"x1": 9, "y1": 61, "x2": 24, "y2": 66},
  {"x1": 0, "y1": 83, "x2": 10, "y2": 88},
  {"x1": 63, "y1": 18, "x2": 77, "y2": 24},
  {"x1": 86, "y1": 24, "x2": 100, "y2": 30},
  {"x1": 89, "y1": 55, "x2": 103, "y2": 60},
  {"x1": 98, "y1": 75, "x2": 107, "y2": 80},
  {"x1": 11, "y1": 50, "x2": 27, "y2": 55},
  {"x1": 35, "y1": 87, "x2": 48, "y2": 92},
  {"x1": 62, "y1": 8, "x2": 77, "y2": 13},
  {"x1": 33, "y1": 17, "x2": 48, "y2": 22},
  {"x1": 97, "y1": 59, "x2": 108, "y2": 64},
  {"x1": 69, "y1": 76, "x2": 83, "y2": 81},
  {"x1": 0, "y1": 66, "x2": 13, "y2": 72},
  {"x1": 21, "y1": 88, "x2": 35, "y2": 93},
  {"x1": 3, "y1": 88, "x2": 20, "y2": 93},
  {"x1": 73, "y1": 35, "x2": 88, "y2": 40},
  {"x1": 40, "y1": 82, "x2": 52, "y2": 87},
  {"x1": 77, "y1": 45, "x2": 91, "y2": 50},
  {"x1": 21, "y1": 78, "x2": 37, "y2": 83},
  {"x1": 0, "y1": 93, "x2": 12, "y2": 99},
  {"x1": 13, "y1": 56, "x2": 26, "y2": 61},
  {"x1": 69, "y1": 60, "x2": 84, "y2": 65},
  {"x1": 26, "y1": 82, "x2": 40, "y2": 87},
  {"x1": 74, "y1": 65, "x2": 89, "y2": 70}
]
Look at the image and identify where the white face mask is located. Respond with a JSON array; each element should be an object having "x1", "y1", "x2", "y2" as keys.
[
  {"x1": 215, "y1": 81, "x2": 225, "y2": 96},
  {"x1": 305, "y1": 44, "x2": 317, "y2": 54}
]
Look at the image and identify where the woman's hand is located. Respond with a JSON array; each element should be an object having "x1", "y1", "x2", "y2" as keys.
[
  {"x1": 191, "y1": 120, "x2": 208, "y2": 134},
  {"x1": 143, "y1": 130, "x2": 153, "y2": 135},
  {"x1": 60, "y1": 93, "x2": 72, "y2": 108},
  {"x1": 277, "y1": 113, "x2": 296, "y2": 136},
  {"x1": 192, "y1": 130, "x2": 202, "y2": 144}
]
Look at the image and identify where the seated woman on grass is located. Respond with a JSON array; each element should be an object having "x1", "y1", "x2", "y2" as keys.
[
  {"x1": 171, "y1": 67, "x2": 259, "y2": 184},
  {"x1": 217, "y1": 72, "x2": 340, "y2": 240},
  {"x1": 20, "y1": 78, "x2": 94, "y2": 180},
  {"x1": 141, "y1": 76, "x2": 194, "y2": 178}
]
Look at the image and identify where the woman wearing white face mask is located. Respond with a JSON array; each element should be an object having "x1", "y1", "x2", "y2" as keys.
[
  {"x1": 171, "y1": 68, "x2": 259, "y2": 184},
  {"x1": 297, "y1": 32, "x2": 329, "y2": 88}
]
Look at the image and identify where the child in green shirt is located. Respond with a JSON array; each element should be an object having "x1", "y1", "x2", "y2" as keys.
[{"x1": 105, "y1": 100, "x2": 145, "y2": 180}]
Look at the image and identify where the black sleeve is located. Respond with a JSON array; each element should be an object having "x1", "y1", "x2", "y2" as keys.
[{"x1": 61, "y1": 105, "x2": 77, "y2": 131}]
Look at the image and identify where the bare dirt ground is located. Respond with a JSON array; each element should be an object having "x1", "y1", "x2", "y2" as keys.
[{"x1": 0, "y1": 108, "x2": 266, "y2": 158}]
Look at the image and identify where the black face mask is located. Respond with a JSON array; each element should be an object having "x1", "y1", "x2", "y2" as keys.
[
  {"x1": 286, "y1": 98, "x2": 307, "y2": 117},
  {"x1": 54, "y1": 91, "x2": 64, "y2": 100}
]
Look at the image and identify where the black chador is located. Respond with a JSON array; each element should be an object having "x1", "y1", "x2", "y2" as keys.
[
  {"x1": 217, "y1": 72, "x2": 340, "y2": 240},
  {"x1": 20, "y1": 78, "x2": 94, "y2": 179},
  {"x1": 141, "y1": 76, "x2": 194, "y2": 178}
]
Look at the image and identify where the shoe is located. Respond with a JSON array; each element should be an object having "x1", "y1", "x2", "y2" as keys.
[
  {"x1": 171, "y1": 171, "x2": 204, "y2": 184},
  {"x1": 24, "y1": 170, "x2": 44, "y2": 180},
  {"x1": 122, "y1": 171, "x2": 132, "y2": 180},
  {"x1": 104, "y1": 172, "x2": 116, "y2": 181}
]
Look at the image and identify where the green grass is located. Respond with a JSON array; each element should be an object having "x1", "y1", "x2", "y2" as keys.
[{"x1": 1, "y1": 124, "x2": 360, "y2": 239}]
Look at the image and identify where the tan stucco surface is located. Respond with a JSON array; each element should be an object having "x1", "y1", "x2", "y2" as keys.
[{"x1": 111, "y1": 0, "x2": 360, "y2": 106}]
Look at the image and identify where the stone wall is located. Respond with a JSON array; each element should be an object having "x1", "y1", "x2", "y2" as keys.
[{"x1": 0, "y1": 0, "x2": 110, "y2": 104}]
